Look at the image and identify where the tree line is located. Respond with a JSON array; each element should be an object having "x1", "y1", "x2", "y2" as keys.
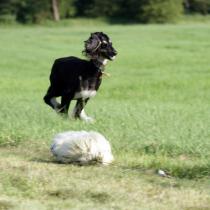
[{"x1": 0, "y1": 0, "x2": 209, "y2": 24}]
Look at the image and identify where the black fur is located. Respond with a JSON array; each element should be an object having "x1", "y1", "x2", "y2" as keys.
[{"x1": 43, "y1": 32, "x2": 117, "y2": 121}]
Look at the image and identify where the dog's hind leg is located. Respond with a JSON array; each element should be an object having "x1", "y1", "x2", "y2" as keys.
[
  {"x1": 50, "y1": 97, "x2": 61, "y2": 112},
  {"x1": 58, "y1": 94, "x2": 74, "y2": 115},
  {"x1": 71, "y1": 99, "x2": 94, "y2": 123},
  {"x1": 43, "y1": 86, "x2": 60, "y2": 111}
]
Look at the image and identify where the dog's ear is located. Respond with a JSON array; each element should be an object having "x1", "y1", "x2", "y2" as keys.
[{"x1": 85, "y1": 33, "x2": 101, "y2": 52}]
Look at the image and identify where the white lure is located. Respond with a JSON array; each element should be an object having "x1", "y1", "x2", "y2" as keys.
[{"x1": 51, "y1": 131, "x2": 114, "y2": 165}]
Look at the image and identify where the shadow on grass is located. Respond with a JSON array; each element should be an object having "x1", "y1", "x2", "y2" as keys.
[
  {"x1": 30, "y1": 158, "x2": 102, "y2": 167},
  {"x1": 30, "y1": 158, "x2": 57, "y2": 164},
  {"x1": 123, "y1": 162, "x2": 210, "y2": 179},
  {"x1": 47, "y1": 188, "x2": 112, "y2": 203},
  {"x1": 0, "y1": 200, "x2": 14, "y2": 210}
]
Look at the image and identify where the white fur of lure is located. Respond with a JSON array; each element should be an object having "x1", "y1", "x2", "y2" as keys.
[{"x1": 51, "y1": 131, "x2": 114, "y2": 165}]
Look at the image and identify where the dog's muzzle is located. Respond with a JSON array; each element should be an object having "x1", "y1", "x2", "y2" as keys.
[
  {"x1": 110, "y1": 56, "x2": 116, "y2": 60},
  {"x1": 108, "y1": 49, "x2": 117, "y2": 60}
]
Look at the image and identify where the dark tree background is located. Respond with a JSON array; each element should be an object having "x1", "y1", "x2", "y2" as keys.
[{"x1": 0, "y1": 0, "x2": 209, "y2": 24}]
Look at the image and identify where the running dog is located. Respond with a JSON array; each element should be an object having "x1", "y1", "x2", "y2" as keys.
[{"x1": 43, "y1": 32, "x2": 117, "y2": 122}]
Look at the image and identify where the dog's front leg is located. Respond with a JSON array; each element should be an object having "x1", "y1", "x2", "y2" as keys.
[{"x1": 71, "y1": 99, "x2": 94, "y2": 123}]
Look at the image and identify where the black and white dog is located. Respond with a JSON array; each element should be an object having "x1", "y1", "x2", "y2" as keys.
[{"x1": 43, "y1": 32, "x2": 117, "y2": 122}]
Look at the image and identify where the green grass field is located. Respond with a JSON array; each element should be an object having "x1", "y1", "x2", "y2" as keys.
[{"x1": 0, "y1": 20, "x2": 210, "y2": 209}]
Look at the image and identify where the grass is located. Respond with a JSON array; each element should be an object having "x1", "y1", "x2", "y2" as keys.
[{"x1": 0, "y1": 20, "x2": 210, "y2": 209}]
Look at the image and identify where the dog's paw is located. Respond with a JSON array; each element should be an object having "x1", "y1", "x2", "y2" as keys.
[
  {"x1": 81, "y1": 116, "x2": 95, "y2": 123},
  {"x1": 79, "y1": 110, "x2": 95, "y2": 123},
  {"x1": 69, "y1": 115, "x2": 95, "y2": 123}
]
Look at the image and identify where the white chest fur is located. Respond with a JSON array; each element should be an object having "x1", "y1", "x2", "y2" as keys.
[{"x1": 74, "y1": 90, "x2": 97, "y2": 99}]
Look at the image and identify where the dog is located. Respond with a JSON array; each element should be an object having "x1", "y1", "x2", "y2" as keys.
[
  {"x1": 43, "y1": 32, "x2": 117, "y2": 122},
  {"x1": 51, "y1": 131, "x2": 114, "y2": 165}
]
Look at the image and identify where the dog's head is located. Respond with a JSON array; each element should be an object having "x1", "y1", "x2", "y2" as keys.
[{"x1": 83, "y1": 32, "x2": 117, "y2": 61}]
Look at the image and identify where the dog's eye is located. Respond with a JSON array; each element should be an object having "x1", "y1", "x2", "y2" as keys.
[{"x1": 101, "y1": 42, "x2": 108, "y2": 48}]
